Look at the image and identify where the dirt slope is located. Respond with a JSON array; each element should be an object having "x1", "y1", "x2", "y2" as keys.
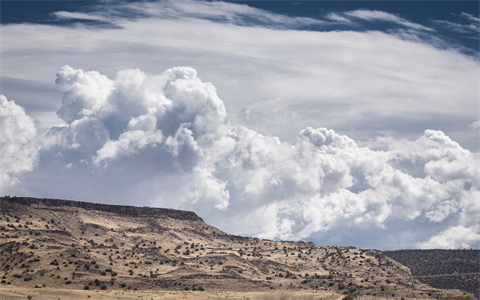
[{"x1": 0, "y1": 196, "x2": 475, "y2": 300}]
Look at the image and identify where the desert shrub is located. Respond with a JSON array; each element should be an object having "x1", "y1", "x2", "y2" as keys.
[{"x1": 84, "y1": 286, "x2": 89, "y2": 290}]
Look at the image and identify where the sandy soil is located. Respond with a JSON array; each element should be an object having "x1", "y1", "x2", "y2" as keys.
[{"x1": 0, "y1": 286, "x2": 349, "y2": 300}]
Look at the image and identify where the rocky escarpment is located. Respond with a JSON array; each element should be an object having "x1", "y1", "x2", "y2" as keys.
[{"x1": 0, "y1": 196, "x2": 203, "y2": 222}]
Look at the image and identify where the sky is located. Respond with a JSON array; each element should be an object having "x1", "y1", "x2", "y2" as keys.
[{"x1": 0, "y1": 0, "x2": 479, "y2": 250}]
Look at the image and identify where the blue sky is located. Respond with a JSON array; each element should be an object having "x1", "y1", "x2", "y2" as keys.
[{"x1": 1, "y1": 0, "x2": 479, "y2": 250}]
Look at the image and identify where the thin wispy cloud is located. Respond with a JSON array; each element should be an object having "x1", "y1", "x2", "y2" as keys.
[
  {"x1": 111, "y1": 0, "x2": 326, "y2": 30},
  {"x1": 345, "y1": 9, "x2": 434, "y2": 32},
  {"x1": 461, "y1": 12, "x2": 480, "y2": 24},
  {"x1": 325, "y1": 13, "x2": 352, "y2": 24},
  {"x1": 53, "y1": 11, "x2": 108, "y2": 22},
  {"x1": 431, "y1": 12, "x2": 480, "y2": 36}
]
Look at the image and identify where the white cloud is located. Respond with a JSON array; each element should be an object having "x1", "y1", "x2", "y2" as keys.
[
  {"x1": 420, "y1": 225, "x2": 480, "y2": 249},
  {"x1": 468, "y1": 120, "x2": 480, "y2": 129},
  {"x1": 94, "y1": 129, "x2": 164, "y2": 166},
  {"x1": 2, "y1": 66, "x2": 479, "y2": 249},
  {"x1": 326, "y1": 13, "x2": 352, "y2": 24},
  {"x1": 432, "y1": 19, "x2": 480, "y2": 35},
  {"x1": 2, "y1": 1, "x2": 478, "y2": 152},
  {"x1": 1, "y1": 0, "x2": 479, "y2": 249},
  {"x1": 119, "y1": 0, "x2": 324, "y2": 29},
  {"x1": 461, "y1": 12, "x2": 480, "y2": 24},
  {"x1": 345, "y1": 9, "x2": 434, "y2": 31},
  {"x1": 430, "y1": 12, "x2": 479, "y2": 38},
  {"x1": 53, "y1": 11, "x2": 108, "y2": 22},
  {"x1": 0, "y1": 95, "x2": 38, "y2": 192}
]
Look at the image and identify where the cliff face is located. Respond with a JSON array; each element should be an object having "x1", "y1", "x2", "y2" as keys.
[{"x1": 0, "y1": 196, "x2": 203, "y2": 222}]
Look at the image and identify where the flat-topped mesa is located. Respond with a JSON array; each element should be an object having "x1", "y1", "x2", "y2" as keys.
[{"x1": 0, "y1": 196, "x2": 203, "y2": 222}]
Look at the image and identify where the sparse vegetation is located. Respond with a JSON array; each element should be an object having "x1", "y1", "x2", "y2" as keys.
[{"x1": 0, "y1": 196, "x2": 474, "y2": 300}]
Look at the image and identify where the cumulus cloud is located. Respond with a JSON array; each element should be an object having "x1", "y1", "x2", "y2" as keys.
[
  {"x1": 0, "y1": 95, "x2": 38, "y2": 191},
  {"x1": 468, "y1": 120, "x2": 480, "y2": 130},
  {"x1": 5, "y1": 65, "x2": 478, "y2": 249},
  {"x1": 420, "y1": 225, "x2": 480, "y2": 249},
  {"x1": 1, "y1": 0, "x2": 478, "y2": 249}
]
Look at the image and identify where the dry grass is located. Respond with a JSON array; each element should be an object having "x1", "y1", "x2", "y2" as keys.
[
  {"x1": 1, "y1": 197, "x2": 476, "y2": 300},
  {"x1": 253, "y1": 291, "x2": 344, "y2": 300}
]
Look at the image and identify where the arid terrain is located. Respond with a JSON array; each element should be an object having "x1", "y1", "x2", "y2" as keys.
[{"x1": 0, "y1": 197, "x2": 477, "y2": 300}]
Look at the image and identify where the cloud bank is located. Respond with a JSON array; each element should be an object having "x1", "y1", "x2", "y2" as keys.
[
  {"x1": 2, "y1": 1, "x2": 478, "y2": 155},
  {"x1": 2, "y1": 65, "x2": 478, "y2": 250},
  {"x1": 0, "y1": 95, "x2": 38, "y2": 191}
]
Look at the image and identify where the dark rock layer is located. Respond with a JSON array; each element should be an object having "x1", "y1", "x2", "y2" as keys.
[{"x1": 0, "y1": 196, "x2": 203, "y2": 222}]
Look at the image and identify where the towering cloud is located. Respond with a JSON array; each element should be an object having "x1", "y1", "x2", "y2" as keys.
[
  {"x1": 3, "y1": 66, "x2": 479, "y2": 250},
  {"x1": 0, "y1": 95, "x2": 38, "y2": 191}
]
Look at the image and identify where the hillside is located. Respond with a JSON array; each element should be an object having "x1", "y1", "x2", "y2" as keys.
[
  {"x1": 383, "y1": 249, "x2": 479, "y2": 299},
  {"x1": 0, "y1": 196, "x2": 476, "y2": 300}
]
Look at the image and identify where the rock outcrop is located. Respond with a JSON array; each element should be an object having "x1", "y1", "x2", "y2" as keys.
[{"x1": 0, "y1": 196, "x2": 203, "y2": 221}]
